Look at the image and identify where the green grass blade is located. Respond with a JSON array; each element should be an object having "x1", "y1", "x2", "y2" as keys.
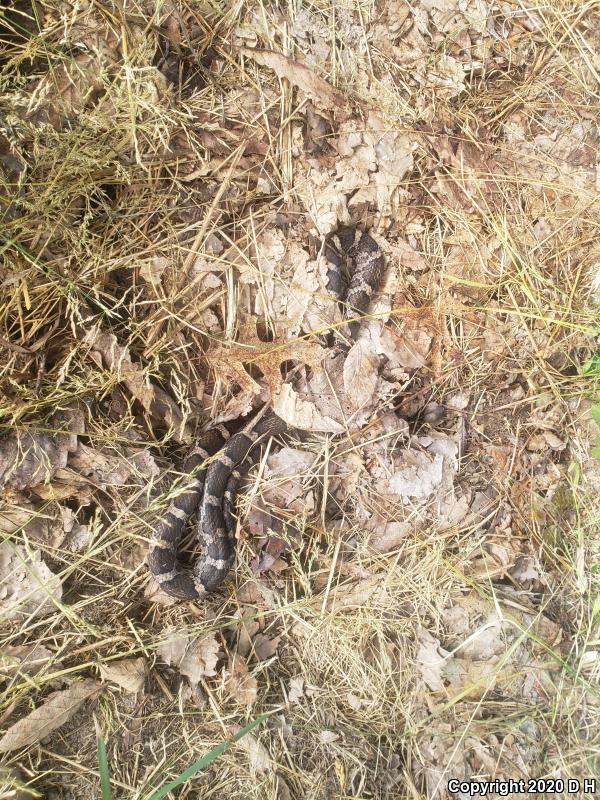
[
  {"x1": 147, "y1": 714, "x2": 268, "y2": 800},
  {"x1": 96, "y1": 735, "x2": 113, "y2": 800}
]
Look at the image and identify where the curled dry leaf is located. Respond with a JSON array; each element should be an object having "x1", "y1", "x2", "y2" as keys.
[
  {"x1": 0, "y1": 542, "x2": 62, "y2": 621},
  {"x1": 99, "y1": 658, "x2": 146, "y2": 693},
  {"x1": 225, "y1": 654, "x2": 258, "y2": 705},
  {"x1": 0, "y1": 679, "x2": 101, "y2": 753},
  {"x1": 157, "y1": 630, "x2": 219, "y2": 685}
]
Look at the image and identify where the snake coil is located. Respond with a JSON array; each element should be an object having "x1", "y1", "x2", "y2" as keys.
[{"x1": 148, "y1": 228, "x2": 385, "y2": 599}]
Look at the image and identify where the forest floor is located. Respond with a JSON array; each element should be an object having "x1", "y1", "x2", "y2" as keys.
[{"x1": 0, "y1": 1, "x2": 599, "y2": 798}]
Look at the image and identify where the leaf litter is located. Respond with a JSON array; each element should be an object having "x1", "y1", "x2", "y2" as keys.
[{"x1": 0, "y1": 0, "x2": 598, "y2": 796}]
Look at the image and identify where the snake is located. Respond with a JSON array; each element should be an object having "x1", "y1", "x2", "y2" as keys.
[{"x1": 148, "y1": 227, "x2": 385, "y2": 600}]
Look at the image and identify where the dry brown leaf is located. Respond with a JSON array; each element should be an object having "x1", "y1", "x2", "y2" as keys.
[
  {"x1": 0, "y1": 502, "x2": 91, "y2": 552},
  {"x1": 319, "y1": 575, "x2": 387, "y2": 614},
  {"x1": 143, "y1": 578, "x2": 178, "y2": 607},
  {"x1": 367, "y1": 519, "x2": 411, "y2": 554},
  {"x1": 0, "y1": 542, "x2": 62, "y2": 620},
  {"x1": 416, "y1": 627, "x2": 449, "y2": 692},
  {"x1": 82, "y1": 326, "x2": 188, "y2": 441},
  {"x1": 0, "y1": 644, "x2": 55, "y2": 680},
  {"x1": 295, "y1": 111, "x2": 415, "y2": 233},
  {"x1": 232, "y1": 728, "x2": 272, "y2": 772},
  {"x1": 288, "y1": 676, "x2": 305, "y2": 704},
  {"x1": 379, "y1": 321, "x2": 433, "y2": 371},
  {"x1": 0, "y1": 409, "x2": 82, "y2": 491},
  {"x1": 0, "y1": 679, "x2": 101, "y2": 753},
  {"x1": 225, "y1": 654, "x2": 258, "y2": 705},
  {"x1": 272, "y1": 381, "x2": 345, "y2": 433},
  {"x1": 239, "y1": 48, "x2": 347, "y2": 113},
  {"x1": 235, "y1": 608, "x2": 260, "y2": 658},
  {"x1": 207, "y1": 323, "x2": 325, "y2": 423},
  {"x1": 253, "y1": 633, "x2": 281, "y2": 662},
  {"x1": 27, "y1": 52, "x2": 107, "y2": 129},
  {"x1": 99, "y1": 658, "x2": 146, "y2": 693},
  {"x1": 157, "y1": 631, "x2": 219, "y2": 685},
  {"x1": 342, "y1": 339, "x2": 380, "y2": 410},
  {"x1": 255, "y1": 448, "x2": 317, "y2": 514},
  {"x1": 140, "y1": 255, "x2": 168, "y2": 286},
  {"x1": 387, "y1": 450, "x2": 444, "y2": 498},
  {"x1": 68, "y1": 442, "x2": 159, "y2": 486},
  {"x1": 441, "y1": 657, "x2": 499, "y2": 700},
  {"x1": 0, "y1": 501, "x2": 53, "y2": 542}
]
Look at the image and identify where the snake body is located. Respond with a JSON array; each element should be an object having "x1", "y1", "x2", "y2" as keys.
[{"x1": 148, "y1": 228, "x2": 384, "y2": 600}]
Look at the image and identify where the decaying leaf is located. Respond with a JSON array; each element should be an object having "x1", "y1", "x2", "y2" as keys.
[
  {"x1": 99, "y1": 658, "x2": 146, "y2": 693},
  {"x1": 82, "y1": 325, "x2": 188, "y2": 441},
  {"x1": 252, "y1": 447, "x2": 316, "y2": 513},
  {"x1": 68, "y1": 441, "x2": 159, "y2": 486},
  {"x1": 27, "y1": 52, "x2": 107, "y2": 130},
  {"x1": 0, "y1": 502, "x2": 54, "y2": 542},
  {"x1": 416, "y1": 627, "x2": 449, "y2": 692},
  {"x1": 252, "y1": 633, "x2": 281, "y2": 662},
  {"x1": 208, "y1": 325, "x2": 325, "y2": 423},
  {"x1": 0, "y1": 542, "x2": 63, "y2": 621},
  {"x1": 367, "y1": 519, "x2": 411, "y2": 554},
  {"x1": 0, "y1": 502, "x2": 91, "y2": 552},
  {"x1": 234, "y1": 607, "x2": 261, "y2": 658},
  {"x1": 240, "y1": 48, "x2": 347, "y2": 113},
  {"x1": 157, "y1": 630, "x2": 219, "y2": 685},
  {"x1": 0, "y1": 409, "x2": 82, "y2": 491},
  {"x1": 387, "y1": 450, "x2": 444, "y2": 498},
  {"x1": 287, "y1": 676, "x2": 305, "y2": 704},
  {"x1": 232, "y1": 727, "x2": 272, "y2": 772},
  {"x1": 224, "y1": 654, "x2": 258, "y2": 705},
  {"x1": 0, "y1": 644, "x2": 55, "y2": 680},
  {"x1": 342, "y1": 339, "x2": 380, "y2": 410},
  {"x1": 0, "y1": 679, "x2": 101, "y2": 753}
]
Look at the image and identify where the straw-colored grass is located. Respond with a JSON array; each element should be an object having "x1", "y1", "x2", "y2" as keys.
[{"x1": 1, "y1": 1, "x2": 599, "y2": 797}]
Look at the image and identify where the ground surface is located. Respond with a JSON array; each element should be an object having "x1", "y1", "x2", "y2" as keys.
[{"x1": 0, "y1": 1, "x2": 599, "y2": 798}]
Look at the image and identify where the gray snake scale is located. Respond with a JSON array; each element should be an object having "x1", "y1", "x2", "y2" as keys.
[{"x1": 148, "y1": 227, "x2": 385, "y2": 600}]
